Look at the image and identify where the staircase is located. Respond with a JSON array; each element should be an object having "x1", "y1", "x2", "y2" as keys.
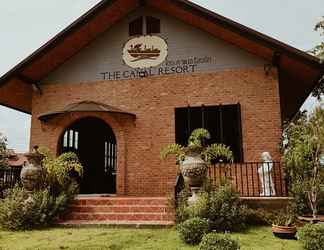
[{"x1": 60, "y1": 196, "x2": 175, "y2": 227}]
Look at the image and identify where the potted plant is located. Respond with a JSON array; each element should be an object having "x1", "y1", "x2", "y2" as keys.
[
  {"x1": 272, "y1": 210, "x2": 297, "y2": 239},
  {"x1": 21, "y1": 146, "x2": 45, "y2": 193},
  {"x1": 161, "y1": 128, "x2": 233, "y2": 196}
]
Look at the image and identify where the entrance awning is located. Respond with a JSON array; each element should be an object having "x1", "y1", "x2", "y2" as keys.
[{"x1": 38, "y1": 101, "x2": 136, "y2": 121}]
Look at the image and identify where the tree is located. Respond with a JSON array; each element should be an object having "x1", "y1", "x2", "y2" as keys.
[
  {"x1": 283, "y1": 107, "x2": 324, "y2": 220},
  {"x1": 311, "y1": 17, "x2": 324, "y2": 100},
  {"x1": 0, "y1": 133, "x2": 9, "y2": 169}
]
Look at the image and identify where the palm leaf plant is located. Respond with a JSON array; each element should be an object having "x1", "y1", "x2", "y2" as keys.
[{"x1": 161, "y1": 128, "x2": 233, "y2": 188}]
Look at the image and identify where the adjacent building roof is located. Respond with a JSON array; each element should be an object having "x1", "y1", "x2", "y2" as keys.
[
  {"x1": 7, "y1": 149, "x2": 27, "y2": 167},
  {"x1": 0, "y1": 0, "x2": 323, "y2": 120}
]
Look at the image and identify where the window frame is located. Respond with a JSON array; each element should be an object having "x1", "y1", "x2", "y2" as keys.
[
  {"x1": 174, "y1": 103, "x2": 244, "y2": 163},
  {"x1": 129, "y1": 16, "x2": 144, "y2": 36}
]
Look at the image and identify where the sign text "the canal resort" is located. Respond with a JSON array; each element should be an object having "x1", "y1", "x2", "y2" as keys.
[
  {"x1": 100, "y1": 35, "x2": 213, "y2": 80},
  {"x1": 100, "y1": 56, "x2": 213, "y2": 81}
]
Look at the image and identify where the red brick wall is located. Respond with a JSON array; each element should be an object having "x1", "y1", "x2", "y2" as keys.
[{"x1": 30, "y1": 67, "x2": 282, "y2": 196}]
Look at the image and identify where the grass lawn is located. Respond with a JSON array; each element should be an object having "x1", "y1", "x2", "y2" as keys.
[{"x1": 0, "y1": 226, "x2": 301, "y2": 250}]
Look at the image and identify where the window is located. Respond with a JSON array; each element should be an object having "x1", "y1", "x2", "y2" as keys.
[
  {"x1": 104, "y1": 141, "x2": 117, "y2": 174},
  {"x1": 129, "y1": 16, "x2": 161, "y2": 36},
  {"x1": 62, "y1": 129, "x2": 79, "y2": 152},
  {"x1": 146, "y1": 16, "x2": 160, "y2": 34},
  {"x1": 175, "y1": 104, "x2": 243, "y2": 162},
  {"x1": 129, "y1": 17, "x2": 143, "y2": 36}
]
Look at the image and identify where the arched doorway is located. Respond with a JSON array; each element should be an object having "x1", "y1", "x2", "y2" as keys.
[{"x1": 60, "y1": 117, "x2": 117, "y2": 194}]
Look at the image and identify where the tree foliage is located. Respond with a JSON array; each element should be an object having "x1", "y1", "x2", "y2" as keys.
[
  {"x1": 283, "y1": 107, "x2": 324, "y2": 219},
  {"x1": 311, "y1": 17, "x2": 324, "y2": 100},
  {"x1": 313, "y1": 17, "x2": 324, "y2": 60},
  {"x1": 0, "y1": 133, "x2": 9, "y2": 169}
]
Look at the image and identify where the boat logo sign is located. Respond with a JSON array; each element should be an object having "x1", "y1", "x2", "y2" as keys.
[{"x1": 122, "y1": 35, "x2": 168, "y2": 69}]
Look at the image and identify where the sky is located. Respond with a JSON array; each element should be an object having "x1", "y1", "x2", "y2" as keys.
[{"x1": 0, "y1": 0, "x2": 323, "y2": 152}]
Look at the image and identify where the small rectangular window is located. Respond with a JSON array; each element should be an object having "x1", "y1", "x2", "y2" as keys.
[
  {"x1": 63, "y1": 132, "x2": 68, "y2": 147},
  {"x1": 75, "y1": 131, "x2": 79, "y2": 150},
  {"x1": 129, "y1": 17, "x2": 143, "y2": 36},
  {"x1": 146, "y1": 16, "x2": 160, "y2": 34},
  {"x1": 69, "y1": 130, "x2": 73, "y2": 147}
]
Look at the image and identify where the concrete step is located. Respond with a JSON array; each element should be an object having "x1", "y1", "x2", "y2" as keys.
[
  {"x1": 61, "y1": 196, "x2": 175, "y2": 227},
  {"x1": 73, "y1": 197, "x2": 169, "y2": 206},
  {"x1": 71, "y1": 205, "x2": 170, "y2": 213},
  {"x1": 59, "y1": 220, "x2": 175, "y2": 227},
  {"x1": 65, "y1": 212, "x2": 175, "y2": 221}
]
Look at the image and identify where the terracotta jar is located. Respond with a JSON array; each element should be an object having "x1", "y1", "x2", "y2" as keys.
[
  {"x1": 180, "y1": 150, "x2": 207, "y2": 187},
  {"x1": 21, "y1": 147, "x2": 44, "y2": 192}
]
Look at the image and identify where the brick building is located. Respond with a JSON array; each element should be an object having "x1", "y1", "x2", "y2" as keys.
[{"x1": 0, "y1": 0, "x2": 323, "y2": 199}]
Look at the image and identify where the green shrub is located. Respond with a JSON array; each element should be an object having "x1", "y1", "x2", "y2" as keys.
[
  {"x1": 318, "y1": 189, "x2": 324, "y2": 214},
  {"x1": 176, "y1": 180, "x2": 247, "y2": 232},
  {"x1": 199, "y1": 233, "x2": 240, "y2": 250},
  {"x1": 243, "y1": 208, "x2": 278, "y2": 226},
  {"x1": 208, "y1": 183, "x2": 247, "y2": 232},
  {"x1": 0, "y1": 148, "x2": 83, "y2": 231},
  {"x1": 289, "y1": 182, "x2": 314, "y2": 215},
  {"x1": 0, "y1": 183, "x2": 77, "y2": 230},
  {"x1": 178, "y1": 217, "x2": 209, "y2": 245},
  {"x1": 186, "y1": 192, "x2": 209, "y2": 219},
  {"x1": 297, "y1": 224, "x2": 324, "y2": 250},
  {"x1": 289, "y1": 184, "x2": 324, "y2": 216},
  {"x1": 175, "y1": 189, "x2": 191, "y2": 223},
  {"x1": 40, "y1": 148, "x2": 83, "y2": 195},
  {"x1": 201, "y1": 178, "x2": 214, "y2": 193},
  {"x1": 175, "y1": 179, "x2": 213, "y2": 223},
  {"x1": 272, "y1": 207, "x2": 297, "y2": 227}
]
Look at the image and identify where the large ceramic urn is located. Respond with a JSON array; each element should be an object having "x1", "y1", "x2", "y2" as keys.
[
  {"x1": 21, "y1": 146, "x2": 44, "y2": 192},
  {"x1": 180, "y1": 150, "x2": 207, "y2": 187}
]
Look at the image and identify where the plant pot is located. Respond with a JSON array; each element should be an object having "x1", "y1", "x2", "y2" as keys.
[
  {"x1": 180, "y1": 151, "x2": 207, "y2": 187},
  {"x1": 298, "y1": 215, "x2": 321, "y2": 224},
  {"x1": 272, "y1": 224, "x2": 297, "y2": 239},
  {"x1": 21, "y1": 148, "x2": 45, "y2": 192}
]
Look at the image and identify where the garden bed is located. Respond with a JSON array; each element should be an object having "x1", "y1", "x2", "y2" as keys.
[{"x1": 0, "y1": 226, "x2": 301, "y2": 250}]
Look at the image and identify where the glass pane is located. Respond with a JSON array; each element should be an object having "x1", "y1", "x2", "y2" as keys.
[
  {"x1": 129, "y1": 17, "x2": 143, "y2": 36},
  {"x1": 75, "y1": 131, "x2": 79, "y2": 150},
  {"x1": 63, "y1": 132, "x2": 68, "y2": 147},
  {"x1": 69, "y1": 130, "x2": 73, "y2": 147},
  {"x1": 146, "y1": 16, "x2": 160, "y2": 34}
]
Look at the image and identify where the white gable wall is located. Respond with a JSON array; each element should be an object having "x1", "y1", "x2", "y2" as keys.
[{"x1": 44, "y1": 7, "x2": 266, "y2": 84}]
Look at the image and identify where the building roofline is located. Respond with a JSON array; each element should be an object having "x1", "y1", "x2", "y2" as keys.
[
  {"x1": 174, "y1": 0, "x2": 322, "y2": 68},
  {"x1": 0, "y1": 0, "x2": 323, "y2": 87},
  {"x1": 0, "y1": 0, "x2": 117, "y2": 86}
]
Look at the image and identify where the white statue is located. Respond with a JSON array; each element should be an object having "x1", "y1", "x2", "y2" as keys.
[{"x1": 258, "y1": 152, "x2": 276, "y2": 196}]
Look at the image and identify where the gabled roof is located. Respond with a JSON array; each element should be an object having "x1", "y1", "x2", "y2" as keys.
[{"x1": 0, "y1": 0, "x2": 323, "y2": 120}]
